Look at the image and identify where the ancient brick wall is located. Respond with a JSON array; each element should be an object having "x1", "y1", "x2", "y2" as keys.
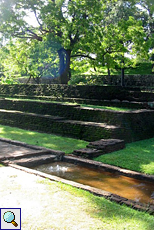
[
  {"x1": 0, "y1": 99, "x2": 154, "y2": 142},
  {"x1": 1, "y1": 84, "x2": 154, "y2": 102}
]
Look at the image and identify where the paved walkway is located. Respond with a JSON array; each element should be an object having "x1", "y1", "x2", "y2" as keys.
[
  {"x1": 0, "y1": 141, "x2": 40, "y2": 161},
  {"x1": 0, "y1": 139, "x2": 104, "y2": 229},
  {"x1": 0, "y1": 141, "x2": 38, "y2": 160},
  {"x1": 0, "y1": 139, "x2": 154, "y2": 229},
  {"x1": 0, "y1": 166, "x2": 108, "y2": 230}
]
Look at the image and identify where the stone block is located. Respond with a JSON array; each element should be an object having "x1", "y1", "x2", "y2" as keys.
[
  {"x1": 72, "y1": 148, "x2": 102, "y2": 159},
  {"x1": 87, "y1": 139, "x2": 125, "y2": 153}
]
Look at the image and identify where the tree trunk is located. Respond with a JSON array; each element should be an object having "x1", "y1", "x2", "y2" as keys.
[
  {"x1": 58, "y1": 48, "x2": 71, "y2": 84},
  {"x1": 121, "y1": 67, "x2": 125, "y2": 87},
  {"x1": 107, "y1": 67, "x2": 112, "y2": 85},
  {"x1": 107, "y1": 67, "x2": 110, "y2": 77},
  {"x1": 121, "y1": 58, "x2": 125, "y2": 87}
]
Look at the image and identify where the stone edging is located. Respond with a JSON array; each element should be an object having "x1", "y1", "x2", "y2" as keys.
[
  {"x1": 0, "y1": 137, "x2": 65, "y2": 156},
  {"x1": 1, "y1": 137, "x2": 154, "y2": 214},
  {"x1": 64, "y1": 156, "x2": 154, "y2": 182},
  {"x1": 8, "y1": 163, "x2": 154, "y2": 215}
]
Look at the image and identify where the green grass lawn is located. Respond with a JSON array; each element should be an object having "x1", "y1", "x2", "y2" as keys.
[
  {"x1": 95, "y1": 138, "x2": 154, "y2": 175},
  {"x1": 81, "y1": 104, "x2": 133, "y2": 111},
  {"x1": 38, "y1": 179, "x2": 154, "y2": 230},
  {"x1": 1, "y1": 124, "x2": 154, "y2": 175},
  {"x1": 0, "y1": 124, "x2": 88, "y2": 154},
  {"x1": 6, "y1": 97, "x2": 133, "y2": 111},
  {"x1": 97, "y1": 62, "x2": 153, "y2": 75},
  {"x1": 1, "y1": 124, "x2": 154, "y2": 225}
]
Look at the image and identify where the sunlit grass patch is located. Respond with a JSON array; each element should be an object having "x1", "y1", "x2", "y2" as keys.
[
  {"x1": 4, "y1": 97, "x2": 134, "y2": 111},
  {"x1": 36, "y1": 179, "x2": 154, "y2": 230},
  {"x1": 81, "y1": 104, "x2": 134, "y2": 111},
  {"x1": 95, "y1": 138, "x2": 154, "y2": 175},
  {"x1": 0, "y1": 124, "x2": 88, "y2": 154},
  {"x1": 140, "y1": 162, "x2": 154, "y2": 175}
]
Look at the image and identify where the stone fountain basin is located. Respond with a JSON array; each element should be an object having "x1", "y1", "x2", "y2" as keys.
[
  {"x1": 1, "y1": 137, "x2": 154, "y2": 214},
  {"x1": 7, "y1": 155, "x2": 154, "y2": 215}
]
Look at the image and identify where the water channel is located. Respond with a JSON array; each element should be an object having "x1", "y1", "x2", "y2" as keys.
[{"x1": 32, "y1": 162, "x2": 154, "y2": 204}]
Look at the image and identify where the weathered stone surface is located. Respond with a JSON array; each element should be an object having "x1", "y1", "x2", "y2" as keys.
[
  {"x1": 0, "y1": 137, "x2": 65, "y2": 161},
  {"x1": 72, "y1": 139, "x2": 125, "y2": 159},
  {"x1": 72, "y1": 148, "x2": 102, "y2": 159},
  {"x1": 64, "y1": 155, "x2": 154, "y2": 182},
  {"x1": 0, "y1": 140, "x2": 40, "y2": 161},
  {"x1": 1, "y1": 97, "x2": 154, "y2": 142},
  {"x1": 9, "y1": 163, "x2": 154, "y2": 215},
  {"x1": 10, "y1": 154, "x2": 57, "y2": 167},
  {"x1": 87, "y1": 139, "x2": 125, "y2": 153}
]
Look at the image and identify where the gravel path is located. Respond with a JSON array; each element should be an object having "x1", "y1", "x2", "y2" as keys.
[{"x1": 0, "y1": 166, "x2": 106, "y2": 230}]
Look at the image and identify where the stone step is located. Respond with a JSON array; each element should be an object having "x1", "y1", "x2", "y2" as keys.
[
  {"x1": 0, "y1": 98, "x2": 129, "y2": 125},
  {"x1": 87, "y1": 139, "x2": 125, "y2": 152},
  {"x1": 0, "y1": 108, "x2": 65, "y2": 120},
  {"x1": 0, "y1": 98, "x2": 134, "y2": 125},
  {"x1": 73, "y1": 139, "x2": 125, "y2": 159},
  {"x1": 72, "y1": 148, "x2": 103, "y2": 159},
  {"x1": 0, "y1": 137, "x2": 65, "y2": 161},
  {"x1": 5, "y1": 154, "x2": 58, "y2": 167},
  {"x1": 0, "y1": 98, "x2": 79, "y2": 119},
  {"x1": 0, "y1": 109, "x2": 122, "y2": 142}
]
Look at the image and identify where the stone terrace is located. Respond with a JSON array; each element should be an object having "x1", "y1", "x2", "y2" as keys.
[{"x1": 0, "y1": 98, "x2": 154, "y2": 142}]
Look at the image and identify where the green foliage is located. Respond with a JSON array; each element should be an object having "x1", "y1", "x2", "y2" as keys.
[
  {"x1": 95, "y1": 137, "x2": 154, "y2": 175},
  {"x1": 69, "y1": 74, "x2": 105, "y2": 85},
  {"x1": 125, "y1": 62, "x2": 153, "y2": 74},
  {"x1": 0, "y1": 38, "x2": 59, "y2": 83},
  {"x1": 69, "y1": 61, "x2": 153, "y2": 85},
  {"x1": 80, "y1": 104, "x2": 133, "y2": 111},
  {"x1": 41, "y1": 181, "x2": 154, "y2": 230},
  {"x1": 0, "y1": 124, "x2": 88, "y2": 154},
  {"x1": 0, "y1": 0, "x2": 153, "y2": 83}
]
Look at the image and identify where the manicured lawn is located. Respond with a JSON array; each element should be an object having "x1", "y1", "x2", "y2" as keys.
[
  {"x1": 98, "y1": 62, "x2": 153, "y2": 75},
  {"x1": 0, "y1": 124, "x2": 88, "y2": 154},
  {"x1": 1, "y1": 165, "x2": 154, "y2": 230},
  {"x1": 1, "y1": 124, "x2": 154, "y2": 226},
  {"x1": 1, "y1": 124, "x2": 154, "y2": 175},
  {"x1": 38, "y1": 179, "x2": 154, "y2": 230},
  {"x1": 95, "y1": 137, "x2": 154, "y2": 175},
  {"x1": 5, "y1": 97, "x2": 134, "y2": 111},
  {"x1": 81, "y1": 104, "x2": 133, "y2": 111}
]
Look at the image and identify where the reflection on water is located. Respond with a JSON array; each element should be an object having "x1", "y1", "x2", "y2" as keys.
[{"x1": 33, "y1": 162, "x2": 154, "y2": 204}]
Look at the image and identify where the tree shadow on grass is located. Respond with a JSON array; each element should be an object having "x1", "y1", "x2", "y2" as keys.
[
  {"x1": 94, "y1": 138, "x2": 154, "y2": 175},
  {"x1": 56, "y1": 182, "x2": 154, "y2": 230},
  {"x1": 0, "y1": 124, "x2": 88, "y2": 153}
]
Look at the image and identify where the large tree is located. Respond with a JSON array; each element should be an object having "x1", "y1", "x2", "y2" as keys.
[
  {"x1": 0, "y1": 0, "x2": 110, "y2": 84},
  {"x1": 0, "y1": 38, "x2": 59, "y2": 84},
  {"x1": 0, "y1": 0, "x2": 153, "y2": 85},
  {"x1": 81, "y1": 0, "x2": 153, "y2": 85}
]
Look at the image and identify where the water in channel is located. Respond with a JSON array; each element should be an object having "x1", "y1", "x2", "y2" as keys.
[{"x1": 32, "y1": 162, "x2": 154, "y2": 204}]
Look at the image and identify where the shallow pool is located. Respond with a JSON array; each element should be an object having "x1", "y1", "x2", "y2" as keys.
[{"x1": 33, "y1": 162, "x2": 154, "y2": 204}]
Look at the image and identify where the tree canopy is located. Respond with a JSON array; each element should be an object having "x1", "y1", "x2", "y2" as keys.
[{"x1": 0, "y1": 0, "x2": 153, "y2": 84}]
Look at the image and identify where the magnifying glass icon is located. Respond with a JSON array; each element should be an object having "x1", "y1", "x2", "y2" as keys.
[{"x1": 3, "y1": 211, "x2": 18, "y2": 227}]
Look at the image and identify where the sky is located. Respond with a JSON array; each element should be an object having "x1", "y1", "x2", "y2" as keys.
[{"x1": 24, "y1": 11, "x2": 39, "y2": 27}]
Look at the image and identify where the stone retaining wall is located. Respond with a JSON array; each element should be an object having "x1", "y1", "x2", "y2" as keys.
[
  {"x1": 1, "y1": 99, "x2": 154, "y2": 142},
  {"x1": 1, "y1": 84, "x2": 154, "y2": 102},
  {"x1": 0, "y1": 109, "x2": 123, "y2": 141},
  {"x1": 8, "y1": 160, "x2": 154, "y2": 215},
  {"x1": 92, "y1": 74, "x2": 154, "y2": 87},
  {"x1": 18, "y1": 74, "x2": 154, "y2": 87}
]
